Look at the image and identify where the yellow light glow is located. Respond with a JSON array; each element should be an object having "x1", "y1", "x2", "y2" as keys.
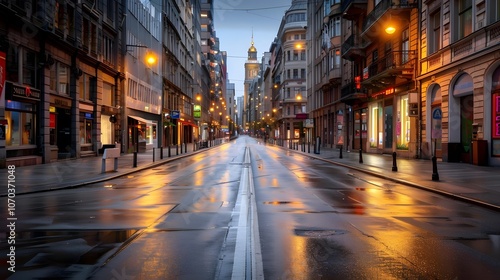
[
  {"x1": 385, "y1": 26, "x2": 396, "y2": 34},
  {"x1": 146, "y1": 53, "x2": 156, "y2": 65}
]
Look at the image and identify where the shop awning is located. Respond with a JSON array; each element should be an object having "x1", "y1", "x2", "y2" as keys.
[{"x1": 128, "y1": 115, "x2": 153, "y2": 125}]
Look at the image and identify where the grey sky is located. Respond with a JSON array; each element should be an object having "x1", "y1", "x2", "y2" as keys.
[{"x1": 214, "y1": 0, "x2": 292, "y2": 97}]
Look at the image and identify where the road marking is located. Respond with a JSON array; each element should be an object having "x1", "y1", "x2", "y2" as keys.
[{"x1": 231, "y1": 147, "x2": 263, "y2": 280}]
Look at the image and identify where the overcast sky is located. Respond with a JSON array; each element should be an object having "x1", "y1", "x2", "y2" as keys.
[{"x1": 214, "y1": 0, "x2": 292, "y2": 98}]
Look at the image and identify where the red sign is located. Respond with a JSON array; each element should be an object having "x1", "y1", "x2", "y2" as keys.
[
  {"x1": 0, "y1": 51, "x2": 5, "y2": 99},
  {"x1": 50, "y1": 113, "x2": 56, "y2": 128},
  {"x1": 493, "y1": 93, "x2": 500, "y2": 139}
]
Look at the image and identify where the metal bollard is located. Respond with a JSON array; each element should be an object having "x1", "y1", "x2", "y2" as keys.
[
  {"x1": 432, "y1": 155, "x2": 439, "y2": 181},
  {"x1": 160, "y1": 146, "x2": 163, "y2": 159},
  {"x1": 176, "y1": 144, "x2": 179, "y2": 155},
  {"x1": 392, "y1": 152, "x2": 398, "y2": 172},
  {"x1": 153, "y1": 148, "x2": 155, "y2": 162},
  {"x1": 339, "y1": 145, "x2": 343, "y2": 159},
  {"x1": 185, "y1": 142, "x2": 187, "y2": 153},
  {"x1": 359, "y1": 149, "x2": 363, "y2": 164},
  {"x1": 133, "y1": 151, "x2": 137, "y2": 168},
  {"x1": 168, "y1": 145, "x2": 171, "y2": 157}
]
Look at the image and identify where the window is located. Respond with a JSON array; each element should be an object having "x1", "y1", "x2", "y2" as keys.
[
  {"x1": 54, "y1": 1, "x2": 65, "y2": 33},
  {"x1": 79, "y1": 73, "x2": 94, "y2": 101},
  {"x1": 22, "y1": 49, "x2": 37, "y2": 87},
  {"x1": 67, "y1": 5, "x2": 75, "y2": 38},
  {"x1": 49, "y1": 62, "x2": 70, "y2": 95},
  {"x1": 429, "y1": 9, "x2": 441, "y2": 54},
  {"x1": 106, "y1": 0, "x2": 115, "y2": 22},
  {"x1": 102, "y1": 82, "x2": 115, "y2": 106},
  {"x1": 458, "y1": 0, "x2": 473, "y2": 39},
  {"x1": 5, "y1": 101, "x2": 36, "y2": 147},
  {"x1": 488, "y1": 0, "x2": 500, "y2": 24},
  {"x1": 80, "y1": 116, "x2": 93, "y2": 144},
  {"x1": 401, "y1": 28, "x2": 409, "y2": 64},
  {"x1": 103, "y1": 33, "x2": 114, "y2": 64},
  {"x1": 293, "y1": 69, "x2": 298, "y2": 79},
  {"x1": 300, "y1": 50, "x2": 306, "y2": 60},
  {"x1": 83, "y1": 17, "x2": 90, "y2": 50}
]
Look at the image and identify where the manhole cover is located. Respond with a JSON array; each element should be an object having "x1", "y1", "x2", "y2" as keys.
[{"x1": 295, "y1": 229, "x2": 347, "y2": 237}]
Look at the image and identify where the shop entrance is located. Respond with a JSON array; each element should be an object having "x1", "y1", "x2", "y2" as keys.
[
  {"x1": 57, "y1": 108, "x2": 72, "y2": 158},
  {"x1": 384, "y1": 106, "x2": 393, "y2": 150}
]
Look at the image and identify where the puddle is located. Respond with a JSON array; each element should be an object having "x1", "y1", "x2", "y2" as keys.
[
  {"x1": 13, "y1": 229, "x2": 138, "y2": 265},
  {"x1": 457, "y1": 234, "x2": 500, "y2": 259}
]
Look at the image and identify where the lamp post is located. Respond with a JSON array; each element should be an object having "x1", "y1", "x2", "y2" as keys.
[{"x1": 219, "y1": 112, "x2": 222, "y2": 141}]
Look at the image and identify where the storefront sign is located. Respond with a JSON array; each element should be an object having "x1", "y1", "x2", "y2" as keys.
[
  {"x1": 54, "y1": 98, "x2": 70, "y2": 108},
  {"x1": 372, "y1": 88, "x2": 394, "y2": 98},
  {"x1": 5, "y1": 82, "x2": 41, "y2": 101}
]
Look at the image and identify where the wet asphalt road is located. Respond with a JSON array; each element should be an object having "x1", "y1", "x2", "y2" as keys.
[{"x1": 2, "y1": 136, "x2": 500, "y2": 279}]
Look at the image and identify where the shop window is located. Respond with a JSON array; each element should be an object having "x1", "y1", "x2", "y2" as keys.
[
  {"x1": 5, "y1": 101, "x2": 36, "y2": 146},
  {"x1": 369, "y1": 103, "x2": 383, "y2": 148},
  {"x1": 397, "y1": 95, "x2": 410, "y2": 150},
  {"x1": 80, "y1": 116, "x2": 93, "y2": 144}
]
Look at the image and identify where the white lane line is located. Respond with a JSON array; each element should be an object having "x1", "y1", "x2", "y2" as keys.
[{"x1": 231, "y1": 147, "x2": 263, "y2": 280}]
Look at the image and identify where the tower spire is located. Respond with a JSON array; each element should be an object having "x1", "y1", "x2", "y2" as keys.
[{"x1": 251, "y1": 28, "x2": 254, "y2": 46}]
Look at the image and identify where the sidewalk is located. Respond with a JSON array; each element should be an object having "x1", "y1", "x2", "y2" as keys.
[
  {"x1": 287, "y1": 143, "x2": 500, "y2": 211},
  {"x1": 5, "y1": 142, "x2": 206, "y2": 196},
  {"x1": 5, "y1": 137, "x2": 500, "y2": 211}
]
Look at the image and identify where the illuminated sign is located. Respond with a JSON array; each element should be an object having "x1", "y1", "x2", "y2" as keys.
[
  {"x1": 194, "y1": 105, "x2": 201, "y2": 119},
  {"x1": 494, "y1": 93, "x2": 500, "y2": 139}
]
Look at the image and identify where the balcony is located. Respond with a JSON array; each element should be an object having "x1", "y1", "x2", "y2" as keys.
[
  {"x1": 341, "y1": 81, "x2": 368, "y2": 105},
  {"x1": 361, "y1": 50, "x2": 416, "y2": 89},
  {"x1": 362, "y1": 0, "x2": 416, "y2": 39},
  {"x1": 341, "y1": 0, "x2": 368, "y2": 21},
  {"x1": 341, "y1": 34, "x2": 366, "y2": 61}
]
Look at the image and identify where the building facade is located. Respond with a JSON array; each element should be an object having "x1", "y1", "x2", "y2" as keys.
[
  {"x1": 418, "y1": 0, "x2": 500, "y2": 166},
  {"x1": 0, "y1": 0, "x2": 123, "y2": 167},
  {"x1": 274, "y1": 0, "x2": 308, "y2": 148}
]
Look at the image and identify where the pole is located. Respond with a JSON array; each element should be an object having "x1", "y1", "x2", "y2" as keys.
[
  {"x1": 432, "y1": 139, "x2": 439, "y2": 181},
  {"x1": 133, "y1": 126, "x2": 138, "y2": 168},
  {"x1": 392, "y1": 151, "x2": 398, "y2": 172}
]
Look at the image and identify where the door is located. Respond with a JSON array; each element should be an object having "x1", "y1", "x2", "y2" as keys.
[
  {"x1": 460, "y1": 95, "x2": 473, "y2": 163},
  {"x1": 384, "y1": 106, "x2": 393, "y2": 150}
]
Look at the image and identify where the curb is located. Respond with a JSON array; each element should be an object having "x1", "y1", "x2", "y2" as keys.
[{"x1": 282, "y1": 146, "x2": 500, "y2": 212}]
